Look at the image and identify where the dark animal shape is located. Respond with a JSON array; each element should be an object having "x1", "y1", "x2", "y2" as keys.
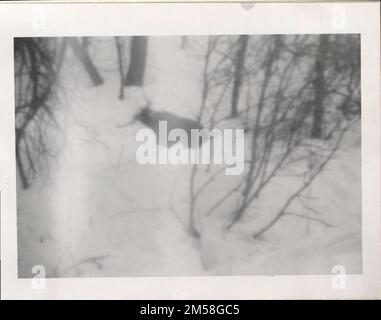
[{"x1": 134, "y1": 107, "x2": 207, "y2": 149}]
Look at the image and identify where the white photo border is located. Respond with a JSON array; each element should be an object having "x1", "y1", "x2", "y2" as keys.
[{"x1": 0, "y1": 1, "x2": 380, "y2": 299}]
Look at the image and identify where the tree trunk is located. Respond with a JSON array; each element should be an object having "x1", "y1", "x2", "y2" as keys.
[
  {"x1": 231, "y1": 35, "x2": 249, "y2": 118},
  {"x1": 311, "y1": 35, "x2": 329, "y2": 139},
  {"x1": 69, "y1": 37, "x2": 103, "y2": 86},
  {"x1": 15, "y1": 135, "x2": 29, "y2": 189},
  {"x1": 115, "y1": 37, "x2": 125, "y2": 100},
  {"x1": 124, "y1": 36, "x2": 148, "y2": 87}
]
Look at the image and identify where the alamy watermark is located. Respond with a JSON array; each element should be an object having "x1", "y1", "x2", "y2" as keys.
[
  {"x1": 135, "y1": 121, "x2": 245, "y2": 175},
  {"x1": 331, "y1": 264, "x2": 346, "y2": 290},
  {"x1": 31, "y1": 265, "x2": 46, "y2": 290}
]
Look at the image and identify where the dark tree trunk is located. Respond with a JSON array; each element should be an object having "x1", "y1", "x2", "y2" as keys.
[
  {"x1": 15, "y1": 135, "x2": 29, "y2": 189},
  {"x1": 69, "y1": 37, "x2": 103, "y2": 86},
  {"x1": 311, "y1": 35, "x2": 329, "y2": 139},
  {"x1": 115, "y1": 37, "x2": 125, "y2": 100},
  {"x1": 124, "y1": 36, "x2": 148, "y2": 87},
  {"x1": 231, "y1": 35, "x2": 249, "y2": 118}
]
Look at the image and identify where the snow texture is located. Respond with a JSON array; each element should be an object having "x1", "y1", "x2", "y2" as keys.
[{"x1": 17, "y1": 36, "x2": 361, "y2": 277}]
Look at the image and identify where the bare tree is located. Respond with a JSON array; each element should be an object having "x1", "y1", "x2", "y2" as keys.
[
  {"x1": 15, "y1": 38, "x2": 63, "y2": 188},
  {"x1": 252, "y1": 117, "x2": 357, "y2": 238},
  {"x1": 187, "y1": 34, "x2": 360, "y2": 244},
  {"x1": 115, "y1": 37, "x2": 126, "y2": 100},
  {"x1": 124, "y1": 36, "x2": 148, "y2": 87},
  {"x1": 228, "y1": 35, "x2": 283, "y2": 228},
  {"x1": 231, "y1": 35, "x2": 249, "y2": 117},
  {"x1": 69, "y1": 37, "x2": 103, "y2": 86},
  {"x1": 311, "y1": 34, "x2": 329, "y2": 139},
  {"x1": 186, "y1": 36, "x2": 238, "y2": 238},
  {"x1": 324, "y1": 34, "x2": 361, "y2": 120}
]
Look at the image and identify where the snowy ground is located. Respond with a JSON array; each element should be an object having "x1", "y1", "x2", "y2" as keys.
[{"x1": 17, "y1": 37, "x2": 362, "y2": 278}]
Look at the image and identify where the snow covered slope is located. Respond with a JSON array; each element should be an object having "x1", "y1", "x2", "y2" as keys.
[{"x1": 17, "y1": 36, "x2": 361, "y2": 277}]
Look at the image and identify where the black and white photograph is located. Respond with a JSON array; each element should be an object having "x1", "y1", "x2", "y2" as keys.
[
  {"x1": 1, "y1": 2, "x2": 380, "y2": 299},
  {"x1": 14, "y1": 33, "x2": 362, "y2": 277}
]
